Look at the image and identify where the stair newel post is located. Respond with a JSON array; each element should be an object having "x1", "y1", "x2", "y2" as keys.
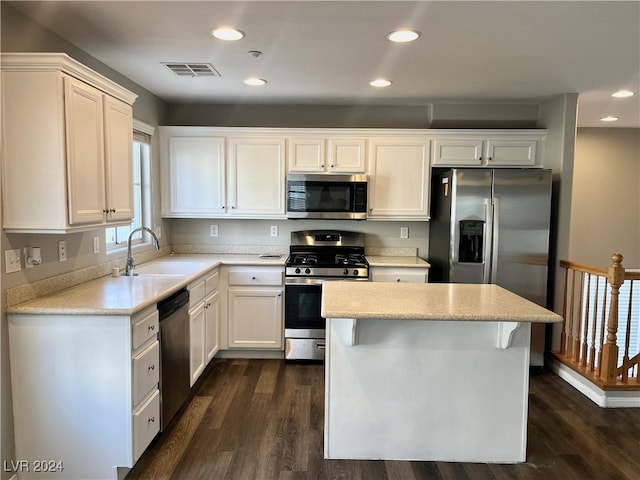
[{"x1": 600, "y1": 253, "x2": 625, "y2": 384}]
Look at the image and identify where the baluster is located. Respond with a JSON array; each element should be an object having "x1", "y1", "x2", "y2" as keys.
[
  {"x1": 597, "y1": 279, "x2": 608, "y2": 378},
  {"x1": 621, "y1": 280, "x2": 634, "y2": 382},
  {"x1": 588, "y1": 275, "x2": 599, "y2": 372},
  {"x1": 573, "y1": 271, "x2": 585, "y2": 362},
  {"x1": 567, "y1": 269, "x2": 577, "y2": 358},
  {"x1": 580, "y1": 274, "x2": 591, "y2": 367},
  {"x1": 600, "y1": 253, "x2": 625, "y2": 384},
  {"x1": 561, "y1": 267, "x2": 569, "y2": 354}
]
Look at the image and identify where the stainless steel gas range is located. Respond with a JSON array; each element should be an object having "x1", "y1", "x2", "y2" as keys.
[{"x1": 284, "y1": 230, "x2": 369, "y2": 361}]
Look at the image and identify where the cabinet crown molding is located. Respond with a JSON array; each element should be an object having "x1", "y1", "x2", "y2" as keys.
[{"x1": 1, "y1": 52, "x2": 138, "y2": 105}]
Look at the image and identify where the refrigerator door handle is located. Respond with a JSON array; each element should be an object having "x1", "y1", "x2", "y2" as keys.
[
  {"x1": 490, "y1": 197, "x2": 500, "y2": 283},
  {"x1": 483, "y1": 198, "x2": 493, "y2": 284}
]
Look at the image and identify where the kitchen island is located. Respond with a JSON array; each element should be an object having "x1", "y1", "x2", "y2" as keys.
[{"x1": 321, "y1": 282, "x2": 562, "y2": 463}]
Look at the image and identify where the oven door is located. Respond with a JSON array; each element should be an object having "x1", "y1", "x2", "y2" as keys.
[{"x1": 284, "y1": 282, "x2": 325, "y2": 337}]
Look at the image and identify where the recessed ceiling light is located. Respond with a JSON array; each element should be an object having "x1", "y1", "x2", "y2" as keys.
[
  {"x1": 370, "y1": 79, "x2": 392, "y2": 88},
  {"x1": 600, "y1": 116, "x2": 619, "y2": 122},
  {"x1": 211, "y1": 27, "x2": 245, "y2": 41},
  {"x1": 244, "y1": 77, "x2": 267, "y2": 86},
  {"x1": 612, "y1": 90, "x2": 634, "y2": 98},
  {"x1": 386, "y1": 29, "x2": 420, "y2": 43}
]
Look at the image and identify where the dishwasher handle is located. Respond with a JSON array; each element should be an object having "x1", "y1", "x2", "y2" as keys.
[{"x1": 158, "y1": 289, "x2": 189, "y2": 319}]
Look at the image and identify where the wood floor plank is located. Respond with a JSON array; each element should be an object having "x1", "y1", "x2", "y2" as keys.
[{"x1": 127, "y1": 359, "x2": 640, "y2": 480}]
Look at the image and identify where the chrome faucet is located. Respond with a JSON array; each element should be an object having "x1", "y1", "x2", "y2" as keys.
[{"x1": 125, "y1": 227, "x2": 160, "y2": 276}]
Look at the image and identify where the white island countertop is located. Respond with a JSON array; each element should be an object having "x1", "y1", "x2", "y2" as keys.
[
  {"x1": 365, "y1": 255, "x2": 430, "y2": 267},
  {"x1": 321, "y1": 282, "x2": 562, "y2": 323}
]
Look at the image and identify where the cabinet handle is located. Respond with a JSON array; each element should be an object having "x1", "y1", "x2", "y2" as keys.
[
  {"x1": 110, "y1": 209, "x2": 116, "y2": 213},
  {"x1": 321, "y1": 164, "x2": 325, "y2": 168},
  {"x1": 148, "y1": 364, "x2": 155, "y2": 372},
  {"x1": 252, "y1": 276, "x2": 256, "y2": 280},
  {"x1": 102, "y1": 209, "x2": 109, "y2": 214},
  {"x1": 396, "y1": 278, "x2": 401, "y2": 282},
  {"x1": 148, "y1": 324, "x2": 155, "y2": 332},
  {"x1": 488, "y1": 157, "x2": 493, "y2": 161},
  {"x1": 330, "y1": 164, "x2": 335, "y2": 168},
  {"x1": 148, "y1": 416, "x2": 155, "y2": 423}
]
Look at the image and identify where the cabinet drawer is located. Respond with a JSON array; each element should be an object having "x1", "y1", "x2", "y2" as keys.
[
  {"x1": 188, "y1": 279, "x2": 206, "y2": 308},
  {"x1": 228, "y1": 268, "x2": 283, "y2": 286},
  {"x1": 132, "y1": 389, "x2": 160, "y2": 462},
  {"x1": 205, "y1": 269, "x2": 220, "y2": 295},
  {"x1": 371, "y1": 269, "x2": 428, "y2": 283},
  {"x1": 132, "y1": 340, "x2": 160, "y2": 406},
  {"x1": 132, "y1": 307, "x2": 159, "y2": 350}
]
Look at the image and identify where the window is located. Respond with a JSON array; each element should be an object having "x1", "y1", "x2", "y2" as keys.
[{"x1": 106, "y1": 130, "x2": 152, "y2": 251}]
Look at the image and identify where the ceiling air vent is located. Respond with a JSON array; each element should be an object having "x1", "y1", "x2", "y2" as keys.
[{"x1": 162, "y1": 63, "x2": 221, "y2": 77}]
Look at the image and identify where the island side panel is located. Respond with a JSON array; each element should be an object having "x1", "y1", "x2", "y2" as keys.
[{"x1": 324, "y1": 318, "x2": 531, "y2": 463}]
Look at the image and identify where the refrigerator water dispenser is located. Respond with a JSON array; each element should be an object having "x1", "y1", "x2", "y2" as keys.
[{"x1": 458, "y1": 220, "x2": 484, "y2": 263}]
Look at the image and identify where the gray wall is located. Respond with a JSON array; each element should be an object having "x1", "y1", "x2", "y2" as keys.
[{"x1": 571, "y1": 128, "x2": 640, "y2": 267}]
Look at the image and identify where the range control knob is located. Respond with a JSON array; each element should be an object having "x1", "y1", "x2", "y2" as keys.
[
  {"x1": 343, "y1": 268, "x2": 350, "y2": 275},
  {"x1": 295, "y1": 268, "x2": 301, "y2": 274},
  {"x1": 305, "y1": 268, "x2": 311, "y2": 275},
  {"x1": 352, "y1": 269, "x2": 359, "y2": 276}
]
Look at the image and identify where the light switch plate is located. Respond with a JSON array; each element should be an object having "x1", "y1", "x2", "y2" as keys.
[
  {"x1": 5, "y1": 249, "x2": 21, "y2": 273},
  {"x1": 270, "y1": 225, "x2": 278, "y2": 237},
  {"x1": 93, "y1": 236, "x2": 100, "y2": 254},
  {"x1": 400, "y1": 226, "x2": 409, "y2": 239},
  {"x1": 210, "y1": 224, "x2": 219, "y2": 237}
]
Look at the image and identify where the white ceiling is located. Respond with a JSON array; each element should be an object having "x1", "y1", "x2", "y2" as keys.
[{"x1": 8, "y1": 1, "x2": 640, "y2": 127}]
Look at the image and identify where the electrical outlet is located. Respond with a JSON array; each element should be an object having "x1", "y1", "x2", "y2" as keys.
[
  {"x1": 400, "y1": 226, "x2": 409, "y2": 239},
  {"x1": 58, "y1": 240, "x2": 67, "y2": 262},
  {"x1": 210, "y1": 224, "x2": 218, "y2": 237},
  {"x1": 270, "y1": 225, "x2": 278, "y2": 237},
  {"x1": 5, "y1": 249, "x2": 21, "y2": 273},
  {"x1": 93, "y1": 236, "x2": 100, "y2": 254}
]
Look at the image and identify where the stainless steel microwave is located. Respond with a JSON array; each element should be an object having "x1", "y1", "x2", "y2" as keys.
[{"x1": 286, "y1": 174, "x2": 368, "y2": 220}]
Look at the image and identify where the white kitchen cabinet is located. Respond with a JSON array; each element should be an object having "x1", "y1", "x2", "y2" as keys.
[
  {"x1": 288, "y1": 136, "x2": 366, "y2": 173},
  {"x1": 1, "y1": 53, "x2": 137, "y2": 233},
  {"x1": 367, "y1": 136, "x2": 431, "y2": 220},
  {"x1": 159, "y1": 128, "x2": 286, "y2": 219},
  {"x1": 162, "y1": 136, "x2": 226, "y2": 217},
  {"x1": 7, "y1": 305, "x2": 160, "y2": 479},
  {"x1": 227, "y1": 267, "x2": 284, "y2": 349},
  {"x1": 228, "y1": 137, "x2": 286, "y2": 217},
  {"x1": 188, "y1": 268, "x2": 221, "y2": 385},
  {"x1": 430, "y1": 130, "x2": 545, "y2": 167},
  {"x1": 371, "y1": 266, "x2": 429, "y2": 283}
]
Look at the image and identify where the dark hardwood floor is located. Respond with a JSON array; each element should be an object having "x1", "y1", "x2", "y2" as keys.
[{"x1": 126, "y1": 359, "x2": 640, "y2": 480}]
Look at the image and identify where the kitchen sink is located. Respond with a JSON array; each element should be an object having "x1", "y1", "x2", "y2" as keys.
[{"x1": 134, "y1": 260, "x2": 207, "y2": 276}]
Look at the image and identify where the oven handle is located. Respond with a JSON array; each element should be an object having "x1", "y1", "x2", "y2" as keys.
[{"x1": 285, "y1": 277, "x2": 369, "y2": 286}]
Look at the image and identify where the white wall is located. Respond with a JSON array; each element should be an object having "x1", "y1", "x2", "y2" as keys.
[{"x1": 571, "y1": 128, "x2": 640, "y2": 267}]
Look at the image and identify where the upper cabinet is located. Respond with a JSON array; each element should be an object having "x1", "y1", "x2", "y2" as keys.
[
  {"x1": 1, "y1": 53, "x2": 137, "y2": 233},
  {"x1": 430, "y1": 130, "x2": 545, "y2": 168},
  {"x1": 368, "y1": 136, "x2": 431, "y2": 220},
  {"x1": 288, "y1": 136, "x2": 367, "y2": 173},
  {"x1": 160, "y1": 127, "x2": 286, "y2": 219}
]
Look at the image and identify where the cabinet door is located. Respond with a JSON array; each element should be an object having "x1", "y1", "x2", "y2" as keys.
[
  {"x1": 288, "y1": 137, "x2": 325, "y2": 172},
  {"x1": 485, "y1": 139, "x2": 537, "y2": 166},
  {"x1": 328, "y1": 137, "x2": 367, "y2": 173},
  {"x1": 205, "y1": 291, "x2": 220, "y2": 362},
  {"x1": 228, "y1": 137, "x2": 286, "y2": 217},
  {"x1": 64, "y1": 76, "x2": 106, "y2": 225},
  {"x1": 368, "y1": 137, "x2": 430, "y2": 219},
  {"x1": 189, "y1": 303, "x2": 206, "y2": 386},
  {"x1": 104, "y1": 96, "x2": 134, "y2": 222},
  {"x1": 165, "y1": 136, "x2": 226, "y2": 216},
  {"x1": 228, "y1": 288, "x2": 283, "y2": 349},
  {"x1": 432, "y1": 138, "x2": 483, "y2": 166}
]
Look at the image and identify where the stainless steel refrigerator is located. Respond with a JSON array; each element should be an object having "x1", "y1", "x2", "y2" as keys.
[{"x1": 429, "y1": 168, "x2": 552, "y2": 365}]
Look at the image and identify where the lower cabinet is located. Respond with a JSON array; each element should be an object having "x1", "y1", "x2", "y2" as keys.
[
  {"x1": 7, "y1": 306, "x2": 160, "y2": 480},
  {"x1": 188, "y1": 267, "x2": 220, "y2": 386},
  {"x1": 371, "y1": 266, "x2": 430, "y2": 283},
  {"x1": 227, "y1": 267, "x2": 284, "y2": 349}
]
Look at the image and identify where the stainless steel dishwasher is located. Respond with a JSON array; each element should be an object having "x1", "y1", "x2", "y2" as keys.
[{"x1": 158, "y1": 289, "x2": 190, "y2": 431}]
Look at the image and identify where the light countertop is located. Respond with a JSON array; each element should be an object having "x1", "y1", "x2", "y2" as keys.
[
  {"x1": 321, "y1": 282, "x2": 562, "y2": 323},
  {"x1": 7, "y1": 254, "x2": 286, "y2": 316},
  {"x1": 366, "y1": 256, "x2": 430, "y2": 267}
]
